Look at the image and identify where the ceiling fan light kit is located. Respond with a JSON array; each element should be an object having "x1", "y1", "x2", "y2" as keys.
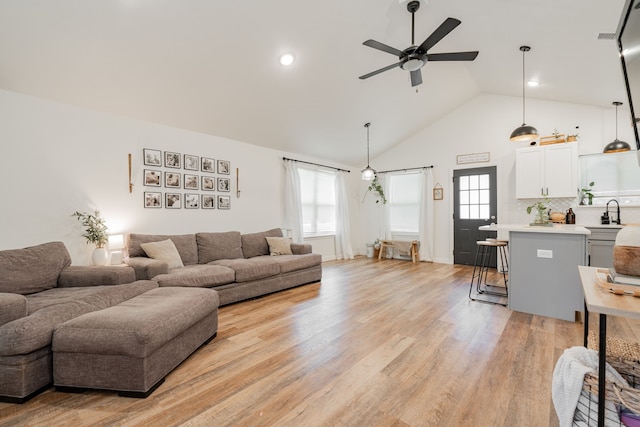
[
  {"x1": 359, "y1": 0, "x2": 478, "y2": 88},
  {"x1": 361, "y1": 122, "x2": 377, "y2": 181},
  {"x1": 603, "y1": 101, "x2": 632, "y2": 153},
  {"x1": 510, "y1": 45, "x2": 539, "y2": 143}
]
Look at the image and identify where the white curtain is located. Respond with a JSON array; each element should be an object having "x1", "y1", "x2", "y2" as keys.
[
  {"x1": 381, "y1": 173, "x2": 391, "y2": 240},
  {"x1": 334, "y1": 171, "x2": 354, "y2": 259},
  {"x1": 418, "y1": 168, "x2": 434, "y2": 261},
  {"x1": 283, "y1": 160, "x2": 304, "y2": 243}
]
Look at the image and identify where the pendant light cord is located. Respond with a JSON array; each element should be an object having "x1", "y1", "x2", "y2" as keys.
[
  {"x1": 615, "y1": 104, "x2": 619, "y2": 140},
  {"x1": 521, "y1": 49, "x2": 526, "y2": 124},
  {"x1": 365, "y1": 123, "x2": 371, "y2": 166}
]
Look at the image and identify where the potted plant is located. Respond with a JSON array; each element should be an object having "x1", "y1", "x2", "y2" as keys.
[
  {"x1": 526, "y1": 197, "x2": 550, "y2": 225},
  {"x1": 71, "y1": 210, "x2": 109, "y2": 265},
  {"x1": 580, "y1": 181, "x2": 595, "y2": 205}
]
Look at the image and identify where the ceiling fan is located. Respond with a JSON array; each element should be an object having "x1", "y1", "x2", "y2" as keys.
[{"x1": 359, "y1": 0, "x2": 479, "y2": 87}]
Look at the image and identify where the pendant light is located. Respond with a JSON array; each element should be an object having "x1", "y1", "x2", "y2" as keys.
[
  {"x1": 361, "y1": 122, "x2": 376, "y2": 181},
  {"x1": 510, "y1": 46, "x2": 539, "y2": 142},
  {"x1": 603, "y1": 101, "x2": 631, "y2": 153}
]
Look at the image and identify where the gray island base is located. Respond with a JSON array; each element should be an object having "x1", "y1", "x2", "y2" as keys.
[{"x1": 508, "y1": 225, "x2": 589, "y2": 322}]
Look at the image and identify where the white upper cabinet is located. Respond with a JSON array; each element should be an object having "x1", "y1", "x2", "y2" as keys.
[{"x1": 515, "y1": 143, "x2": 578, "y2": 199}]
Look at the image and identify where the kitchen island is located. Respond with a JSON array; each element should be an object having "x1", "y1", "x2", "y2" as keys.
[{"x1": 480, "y1": 224, "x2": 590, "y2": 321}]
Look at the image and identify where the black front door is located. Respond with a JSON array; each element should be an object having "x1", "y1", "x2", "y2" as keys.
[{"x1": 453, "y1": 166, "x2": 498, "y2": 265}]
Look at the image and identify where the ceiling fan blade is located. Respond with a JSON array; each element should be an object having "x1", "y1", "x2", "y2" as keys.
[
  {"x1": 416, "y1": 18, "x2": 461, "y2": 54},
  {"x1": 359, "y1": 62, "x2": 402, "y2": 80},
  {"x1": 363, "y1": 39, "x2": 404, "y2": 57},
  {"x1": 410, "y1": 69, "x2": 423, "y2": 87},
  {"x1": 427, "y1": 51, "x2": 479, "y2": 61}
]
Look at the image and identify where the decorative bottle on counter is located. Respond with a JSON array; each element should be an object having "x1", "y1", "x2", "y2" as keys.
[{"x1": 566, "y1": 208, "x2": 576, "y2": 224}]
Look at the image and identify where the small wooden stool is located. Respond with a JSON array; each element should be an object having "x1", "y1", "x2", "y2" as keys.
[
  {"x1": 411, "y1": 240, "x2": 419, "y2": 263},
  {"x1": 378, "y1": 240, "x2": 395, "y2": 260}
]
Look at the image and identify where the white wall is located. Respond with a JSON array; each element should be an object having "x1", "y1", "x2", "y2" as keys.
[
  {"x1": 361, "y1": 93, "x2": 639, "y2": 263},
  {"x1": 0, "y1": 89, "x2": 361, "y2": 264},
  {"x1": 3, "y1": 89, "x2": 637, "y2": 266}
]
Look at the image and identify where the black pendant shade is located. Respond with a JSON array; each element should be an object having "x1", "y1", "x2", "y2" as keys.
[
  {"x1": 603, "y1": 101, "x2": 631, "y2": 153},
  {"x1": 603, "y1": 139, "x2": 632, "y2": 153},
  {"x1": 510, "y1": 46, "x2": 538, "y2": 142},
  {"x1": 510, "y1": 124, "x2": 539, "y2": 142}
]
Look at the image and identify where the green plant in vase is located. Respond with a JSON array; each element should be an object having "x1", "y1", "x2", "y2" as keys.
[
  {"x1": 526, "y1": 197, "x2": 550, "y2": 225},
  {"x1": 580, "y1": 181, "x2": 595, "y2": 205},
  {"x1": 72, "y1": 210, "x2": 110, "y2": 265},
  {"x1": 72, "y1": 210, "x2": 109, "y2": 247}
]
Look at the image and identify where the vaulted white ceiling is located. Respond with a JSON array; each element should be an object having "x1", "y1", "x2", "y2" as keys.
[{"x1": 0, "y1": 0, "x2": 628, "y2": 165}]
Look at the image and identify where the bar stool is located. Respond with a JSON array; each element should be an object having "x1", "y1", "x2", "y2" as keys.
[
  {"x1": 486, "y1": 238, "x2": 509, "y2": 274},
  {"x1": 468, "y1": 240, "x2": 509, "y2": 306}
]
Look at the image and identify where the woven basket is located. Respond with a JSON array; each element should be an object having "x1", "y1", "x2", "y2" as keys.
[{"x1": 574, "y1": 332, "x2": 640, "y2": 424}]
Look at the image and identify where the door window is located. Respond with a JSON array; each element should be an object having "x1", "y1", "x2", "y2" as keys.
[{"x1": 458, "y1": 174, "x2": 491, "y2": 220}]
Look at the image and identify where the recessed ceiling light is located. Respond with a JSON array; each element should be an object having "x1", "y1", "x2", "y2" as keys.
[
  {"x1": 279, "y1": 53, "x2": 295, "y2": 66},
  {"x1": 527, "y1": 80, "x2": 540, "y2": 87}
]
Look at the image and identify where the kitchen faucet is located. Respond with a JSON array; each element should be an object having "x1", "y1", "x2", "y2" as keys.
[{"x1": 602, "y1": 199, "x2": 621, "y2": 225}]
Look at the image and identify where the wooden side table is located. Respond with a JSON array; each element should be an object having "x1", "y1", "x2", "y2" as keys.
[{"x1": 578, "y1": 266, "x2": 640, "y2": 427}]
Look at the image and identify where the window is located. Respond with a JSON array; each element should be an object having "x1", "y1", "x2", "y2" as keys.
[
  {"x1": 458, "y1": 174, "x2": 490, "y2": 219},
  {"x1": 389, "y1": 173, "x2": 421, "y2": 233},
  {"x1": 299, "y1": 168, "x2": 336, "y2": 235}
]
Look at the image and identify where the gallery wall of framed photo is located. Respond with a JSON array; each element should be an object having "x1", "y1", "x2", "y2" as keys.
[{"x1": 142, "y1": 148, "x2": 231, "y2": 210}]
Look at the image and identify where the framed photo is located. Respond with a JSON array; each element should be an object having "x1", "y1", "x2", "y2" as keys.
[
  {"x1": 218, "y1": 195, "x2": 230, "y2": 210},
  {"x1": 184, "y1": 174, "x2": 199, "y2": 190},
  {"x1": 433, "y1": 187, "x2": 444, "y2": 200},
  {"x1": 217, "y1": 160, "x2": 230, "y2": 175},
  {"x1": 202, "y1": 176, "x2": 215, "y2": 191},
  {"x1": 202, "y1": 194, "x2": 216, "y2": 209},
  {"x1": 165, "y1": 172, "x2": 181, "y2": 188},
  {"x1": 143, "y1": 149, "x2": 162, "y2": 166},
  {"x1": 144, "y1": 169, "x2": 161, "y2": 187},
  {"x1": 184, "y1": 154, "x2": 199, "y2": 171},
  {"x1": 144, "y1": 192, "x2": 162, "y2": 208},
  {"x1": 185, "y1": 193, "x2": 200, "y2": 209},
  {"x1": 201, "y1": 157, "x2": 215, "y2": 173},
  {"x1": 165, "y1": 193, "x2": 182, "y2": 209},
  {"x1": 164, "y1": 151, "x2": 181, "y2": 168},
  {"x1": 217, "y1": 177, "x2": 230, "y2": 192}
]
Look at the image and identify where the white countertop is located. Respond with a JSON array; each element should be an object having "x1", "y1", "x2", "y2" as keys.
[{"x1": 480, "y1": 223, "x2": 591, "y2": 235}]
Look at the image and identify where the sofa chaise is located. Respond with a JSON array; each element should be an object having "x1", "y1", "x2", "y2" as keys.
[
  {"x1": 0, "y1": 241, "x2": 219, "y2": 403},
  {"x1": 125, "y1": 228, "x2": 322, "y2": 306}
]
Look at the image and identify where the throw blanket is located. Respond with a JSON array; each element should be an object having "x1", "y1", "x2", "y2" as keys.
[{"x1": 552, "y1": 346, "x2": 628, "y2": 427}]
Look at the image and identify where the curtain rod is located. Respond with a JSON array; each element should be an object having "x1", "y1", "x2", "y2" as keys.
[
  {"x1": 282, "y1": 157, "x2": 350, "y2": 173},
  {"x1": 377, "y1": 165, "x2": 433, "y2": 174}
]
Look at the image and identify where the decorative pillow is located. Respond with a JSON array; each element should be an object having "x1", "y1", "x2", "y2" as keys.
[
  {"x1": 140, "y1": 239, "x2": 184, "y2": 269},
  {"x1": 241, "y1": 228, "x2": 283, "y2": 258},
  {"x1": 265, "y1": 237, "x2": 293, "y2": 256}
]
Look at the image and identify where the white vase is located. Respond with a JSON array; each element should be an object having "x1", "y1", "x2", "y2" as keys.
[{"x1": 92, "y1": 247, "x2": 109, "y2": 266}]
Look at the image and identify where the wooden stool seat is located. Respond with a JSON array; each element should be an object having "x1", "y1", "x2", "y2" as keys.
[{"x1": 378, "y1": 240, "x2": 395, "y2": 260}]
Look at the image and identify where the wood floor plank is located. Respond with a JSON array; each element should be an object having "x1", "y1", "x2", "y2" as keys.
[{"x1": 3, "y1": 257, "x2": 640, "y2": 426}]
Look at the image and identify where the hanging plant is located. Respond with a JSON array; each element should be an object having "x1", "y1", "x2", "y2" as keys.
[{"x1": 364, "y1": 176, "x2": 387, "y2": 204}]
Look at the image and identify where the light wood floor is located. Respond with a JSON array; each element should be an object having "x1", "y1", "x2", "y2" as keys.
[{"x1": 2, "y1": 257, "x2": 639, "y2": 427}]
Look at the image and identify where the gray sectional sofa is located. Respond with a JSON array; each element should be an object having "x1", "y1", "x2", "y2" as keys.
[
  {"x1": 125, "y1": 228, "x2": 323, "y2": 306},
  {"x1": 0, "y1": 228, "x2": 321, "y2": 403},
  {"x1": 0, "y1": 241, "x2": 219, "y2": 403}
]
